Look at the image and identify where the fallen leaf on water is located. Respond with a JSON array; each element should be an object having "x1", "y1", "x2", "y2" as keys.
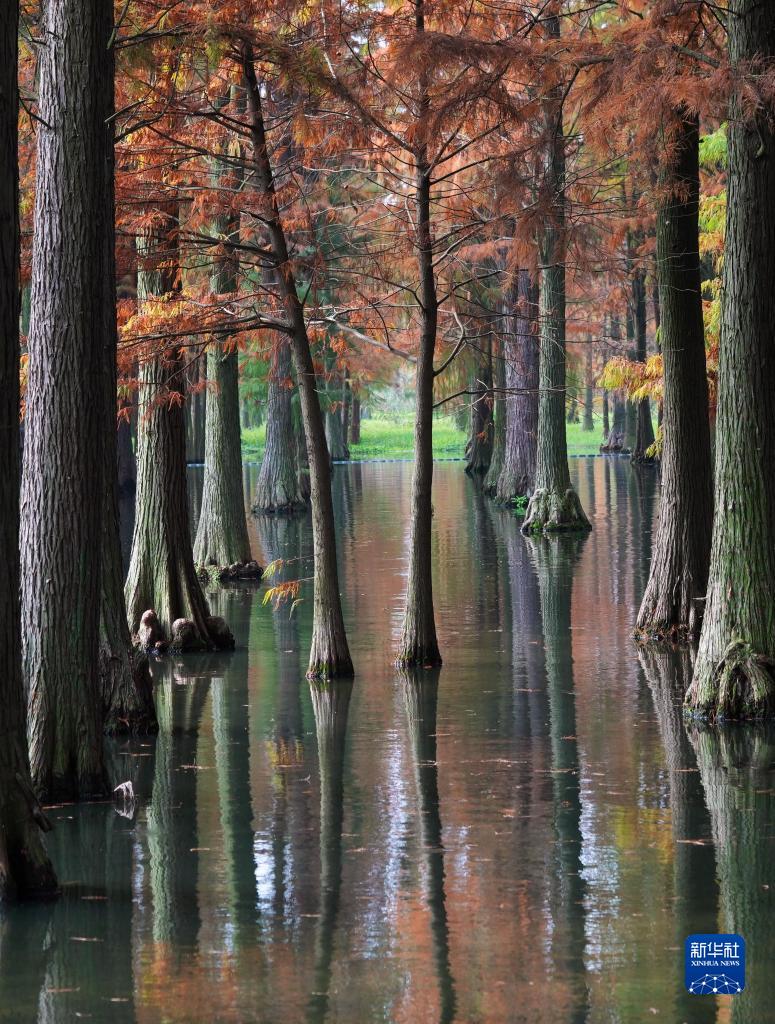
[
  {"x1": 70, "y1": 937, "x2": 103, "y2": 943},
  {"x1": 676, "y1": 839, "x2": 710, "y2": 845}
]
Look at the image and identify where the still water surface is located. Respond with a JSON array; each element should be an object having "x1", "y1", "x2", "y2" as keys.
[{"x1": 2, "y1": 459, "x2": 774, "y2": 1023}]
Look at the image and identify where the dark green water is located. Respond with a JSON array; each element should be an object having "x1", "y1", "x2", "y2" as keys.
[{"x1": 3, "y1": 459, "x2": 774, "y2": 1023}]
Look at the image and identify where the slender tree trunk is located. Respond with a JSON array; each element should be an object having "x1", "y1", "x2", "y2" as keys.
[
  {"x1": 243, "y1": 49, "x2": 352, "y2": 678},
  {"x1": 601, "y1": 390, "x2": 609, "y2": 439},
  {"x1": 116, "y1": 399, "x2": 136, "y2": 495},
  {"x1": 398, "y1": 101, "x2": 442, "y2": 667},
  {"x1": 22, "y1": 0, "x2": 109, "y2": 801},
  {"x1": 184, "y1": 356, "x2": 206, "y2": 464},
  {"x1": 0, "y1": 0, "x2": 58, "y2": 897},
  {"x1": 465, "y1": 334, "x2": 494, "y2": 476},
  {"x1": 253, "y1": 339, "x2": 306, "y2": 513},
  {"x1": 687, "y1": 2, "x2": 775, "y2": 718},
  {"x1": 631, "y1": 256, "x2": 656, "y2": 462},
  {"x1": 496, "y1": 270, "x2": 539, "y2": 502},
  {"x1": 483, "y1": 319, "x2": 506, "y2": 496},
  {"x1": 325, "y1": 370, "x2": 350, "y2": 462},
  {"x1": 193, "y1": 179, "x2": 252, "y2": 567},
  {"x1": 350, "y1": 393, "x2": 361, "y2": 446},
  {"x1": 125, "y1": 208, "x2": 224, "y2": 649},
  {"x1": 522, "y1": 36, "x2": 590, "y2": 534},
  {"x1": 582, "y1": 343, "x2": 594, "y2": 431},
  {"x1": 637, "y1": 109, "x2": 713, "y2": 642}
]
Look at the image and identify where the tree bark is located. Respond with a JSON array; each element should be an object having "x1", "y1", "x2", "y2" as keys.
[
  {"x1": 0, "y1": 0, "x2": 58, "y2": 897},
  {"x1": 22, "y1": 0, "x2": 109, "y2": 801},
  {"x1": 97, "y1": 0, "x2": 156, "y2": 735},
  {"x1": 252, "y1": 339, "x2": 306, "y2": 513},
  {"x1": 243, "y1": 49, "x2": 353, "y2": 678},
  {"x1": 125, "y1": 208, "x2": 222, "y2": 648},
  {"x1": 687, "y1": 2, "x2": 775, "y2": 718},
  {"x1": 630, "y1": 256, "x2": 656, "y2": 462},
  {"x1": 350, "y1": 393, "x2": 361, "y2": 445},
  {"x1": 483, "y1": 319, "x2": 506, "y2": 496},
  {"x1": 636, "y1": 109, "x2": 713, "y2": 643},
  {"x1": 582, "y1": 342, "x2": 594, "y2": 431},
  {"x1": 496, "y1": 270, "x2": 539, "y2": 502},
  {"x1": 398, "y1": 41, "x2": 442, "y2": 668},
  {"x1": 522, "y1": 32, "x2": 591, "y2": 535},
  {"x1": 601, "y1": 315, "x2": 625, "y2": 452}
]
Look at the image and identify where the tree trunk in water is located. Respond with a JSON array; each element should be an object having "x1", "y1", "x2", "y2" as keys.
[
  {"x1": 523, "y1": 37, "x2": 590, "y2": 534},
  {"x1": 483, "y1": 323, "x2": 506, "y2": 496},
  {"x1": 97, "y1": 0, "x2": 156, "y2": 736},
  {"x1": 253, "y1": 339, "x2": 306, "y2": 513},
  {"x1": 350, "y1": 393, "x2": 361, "y2": 446},
  {"x1": 22, "y1": 0, "x2": 109, "y2": 801},
  {"x1": 687, "y1": 3, "x2": 775, "y2": 718},
  {"x1": 398, "y1": 146, "x2": 442, "y2": 668},
  {"x1": 193, "y1": 346, "x2": 252, "y2": 567},
  {"x1": 601, "y1": 390, "x2": 609, "y2": 437},
  {"x1": 464, "y1": 345, "x2": 493, "y2": 476},
  {"x1": 496, "y1": 270, "x2": 538, "y2": 502},
  {"x1": 0, "y1": 0, "x2": 58, "y2": 896},
  {"x1": 637, "y1": 109, "x2": 713, "y2": 643},
  {"x1": 601, "y1": 315, "x2": 625, "y2": 452},
  {"x1": 296, "y1": 409, "x2": 311, "y2": 503},
  {"x1": 244, "y1": 49, "x2": 352, "y2": 677},
  {"x1": 631, "y1": 262, "x2": 656, "y2": 462},
  {"x1": 125, "y1": 210, "x2": 222, "y2": 649}
]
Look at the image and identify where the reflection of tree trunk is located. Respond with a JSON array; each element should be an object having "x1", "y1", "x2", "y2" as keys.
[
  {"x1": 639, "y1": 647, "x2": 718, "y2": 1024},
  {"x1": 526, "y1": 535, "x2": 589, "y2": 1024},
  {"x1": 401, "y1": 668, "x2": 457, "y2": 1024},
  {"x1": 146, "y1": 671, "x2": 211, "y2": 951},
  {"x1": 689, "y1": 723, "x2": 775, "y2": 1024},
  {"x1": 306, "y1": 680, "x2": 352, "y2": 1024}
]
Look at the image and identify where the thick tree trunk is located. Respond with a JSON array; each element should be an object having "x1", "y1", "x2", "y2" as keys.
[
  {"x1": 325, "y1": 402, "x2": 350, "y2": 461},
  {"x1": 116, "y1": 400, "x2": 136, "y2": 496},
  {"x1": 97, "y1": 0, "x2": 156, "y2": 735},
  {"x1": 496, "y1": 270, "x2": 539, "y2": 502},
  {"x1": 125, "y1": 211, "x2": 223, "y2": 649},
  {"x1": 399, "y1": 150, "x2": 442, "y2": 668},
  {"x1": 687, "y1": 3, "x2": 775, "y2": 718},
  {"x1": 253, "y1": 340, "x2": 306, "y2": 513},
  {"x1": 483, "y1": 322, "x2": 506, "y2": 496},
  {"x1": 244, "y1": 50, "x2": 352, "y2": 678},
  {"x1": 350, "y1": 393, "x2": 361, "y2": 445},
  {"x1": 522, "y1": 43, "x2": 590, "y2": 533},
  {"x1": 637, "y1": 110, "x2": 713, "y2": 643},
  {"x1": 0, "y1": 0, "x2": 58, "y2": 897},
  {"x1": 22, "y1": 0, "x2": 108, "y2": 801}
]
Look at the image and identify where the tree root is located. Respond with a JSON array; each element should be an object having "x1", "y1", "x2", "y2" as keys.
[
  {"x1": 196, "y1": 559, "x2": 263, "y2": 586},
  {"x1": 521, "y1": 487, "x2": 591, "y2": 534},
  {"x1": 687, "y1": 638, "x2": 775, "y2": 720}
]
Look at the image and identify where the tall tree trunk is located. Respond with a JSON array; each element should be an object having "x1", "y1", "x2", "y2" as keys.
[
  {"x1": 483, "y1": 319, "x2": 506, "y2": 496},
  {"x1": 243, "y1": 49, "x2": 352, "y2": 678},
  {"x1": 97, "y1": 0, "x2": 155, "y2": 735},
  {"x1": 252, "y1": 339, "x2": 306, "y2": 513},
  {"x1": 0, "y1": 0, "x2": 58, "y2": 896},
  {"x1": 630, "y1": 254, "x2": 656, "y2": 462},
  {"x1": 116, "y1": 398, "x2": 136, "y2": 495},
  {"x1": 184, "y1": 355, "x2": 206, "y2": 464},
  {"x1": 522, "y1": 32, "x2": 591, "y2": 534},
  {"x1": 582, "y1": 342, "x2": 594, "y2": 431},
  {"x1": 193, "y1": 178, "x2": 252, "y2": 567},
  {"x1": 22, "y1": 0, "x2": 108, "y2": 800},
  {"x1": 125, "y1": 208, "x2": 223, "y2": 649},
  {"x1": 687, "y1": 2, "x2": 775, "y2": 718},
  {"x1": 637, "y1": 109, "x2": 713, "y2": 642},
  {"x1": 464, "y1": 335, "x2": 494, "y2": 477},
  {"x1": 350, "y1": 393, "x2": 361, "y2": 445},
  {"x1": 601, "y1": 315, "x2": 625, "y2": 452},
  {"x1": 601, "y1": 389, "x2": 609, "y2": 438},
  {"x1": 398, "y1": 94, "x2": 442, "y2": 667},
  {"x1": 325, "y1": 370, "x2": 350, "y2": 462},
  {"x1": 496, "y1": 270, "x2": 539, "y2": 502}
]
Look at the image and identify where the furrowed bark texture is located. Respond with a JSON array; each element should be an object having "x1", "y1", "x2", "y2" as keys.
[
  {"x1": 636, "y1": 110, "x2": 713, "y2": 643},
  {"x1": 194, "y1": 150, "x2": 252, "y2": 567},
  {"x1": 522, "y1": 35, "x2": 590, "y2": 535},
  {"x1": 398, "y1": 77, "x2": 442, "y2": 669},
  {"x1": 0, "y1": 0, "x2": 58, "y2": 897},
  {"x1": 483, "y1": 322, "x2": 506, "y2": 496},
  {"x1": 687, "y1": 2, "x2": 775, "y2": 719},
  {"x1": 253, "y1": 339, "x2": 306, "y2": 513},
  {"x1": 22, "y1": 0, "x2": 108, "y2": 801},
  {"x1": 125, "y1": 212, "x2": 216, "y2": 646},
  {"x1": 97, "y1": 0, "x2": 156, "y2": 735},
  {"x1": 465, "y1": 332, "x2": 494, "y2": 476},
  {"x1": 496, "y1": 271, "x2": 538, "y2": 502},
  {"x1": 350, "y1": 394, "x2": 361, "y2": 445},
  {"x1": 244, "y1": 49, "x2": 352, "y2": 678}
]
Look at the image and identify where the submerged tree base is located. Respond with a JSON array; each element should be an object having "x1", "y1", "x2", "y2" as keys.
[
  {"x1": 686, "y1": 638, "x2": 775, "y2": 721},
  {"x1": 196, "y1": 560, "x2": 263, "y2": 586},
  {"x1": 396, "y1": 640, "x2": 443, "y2": 671},
  {"x1": 521, "y1": 487, "x2": 591, "y2": 534},
  {"x1": 306, "y1": 654, "x2": 356, "y2": 681}
]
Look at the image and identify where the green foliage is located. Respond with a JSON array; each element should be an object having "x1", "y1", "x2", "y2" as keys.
[
  {"x1": 510, "y1": 495, "x2": 529, "y2": 518},
  {"x1": 699, "y1": 125, "x2": 727, "y2": 170}
]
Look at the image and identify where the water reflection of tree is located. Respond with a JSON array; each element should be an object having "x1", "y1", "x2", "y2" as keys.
[
  {"x1": 306, "y1": 679, "x2": 353, "y2": 1024},
  {"x1": 401, "y1": 667, "x2": 457, "y2": 1024},
  {"x1": 146, "y1": 663, "x2": 212, "y2": 952},
  {"x1": 639, "y1": 647, "x2": 718, "y2": 1024},
  {"x1": 526, "y1": 534, "x2": 589, "y2": 1024},
  {"x1": 689, "y1": 721, "x2": 775, "y2": 1024}
]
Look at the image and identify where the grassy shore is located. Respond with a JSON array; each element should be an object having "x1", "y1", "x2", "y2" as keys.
[{"x1": 242, "y1": 414, "x2": 609, "y2": 461}]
